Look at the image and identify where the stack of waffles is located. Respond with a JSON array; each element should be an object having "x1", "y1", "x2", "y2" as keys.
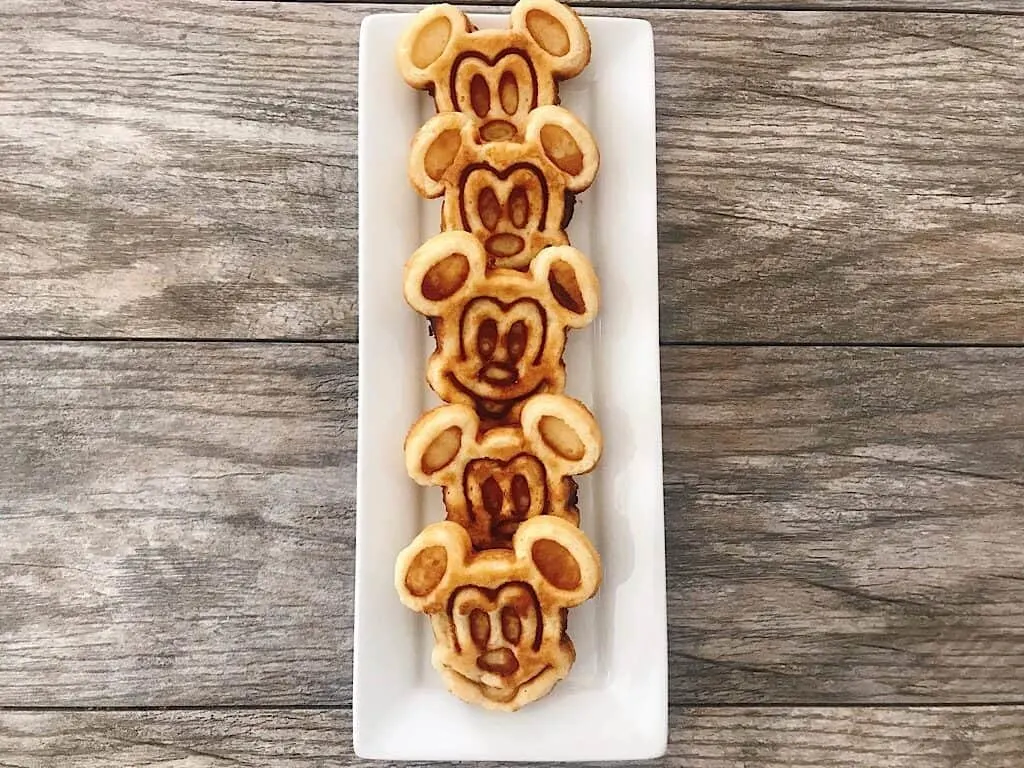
[{"x1": 392, "y1": 0, "x2": 603, "y2": 712}]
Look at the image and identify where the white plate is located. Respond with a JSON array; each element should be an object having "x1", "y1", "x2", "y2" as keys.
[{"x1": 354, "y1": 8, "x2": 665, "y2": 763}]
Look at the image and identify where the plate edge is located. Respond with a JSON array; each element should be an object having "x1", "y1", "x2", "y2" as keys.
[{"x1": 352, "y1": 9, "x2": 667, "y2": 760}]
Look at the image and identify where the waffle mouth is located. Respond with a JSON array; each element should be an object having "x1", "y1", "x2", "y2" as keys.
[{"x1": 449, "y1": 665, "x2": 552, "y2": 704}]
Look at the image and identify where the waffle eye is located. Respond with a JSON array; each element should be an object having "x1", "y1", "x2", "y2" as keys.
[
  {"x1": 481, "y1": 476, "x2": 502, "y2": 515},
  {"x1": 506, "y1": 320, "x2": 527, "y2": 362},
  {"x1": 477, "y1": 318, "x2": 498, "y2": 359},
  {"x1": 500, "y1": 606, "x2": 522, "y2": 644},
  {"x1": 470, "y1": 74, "x2": 491, "y2": 118},
  {"x1": 511, "y1": 474, "x2": 531, "y2": 515},
  {"x1": 478, "y1": 188, "x2": 501, "y2": 231},
  {"x1": 470, "y1": 609, "x2": 491, "y2": 649},
  {"x1": 499, "y1": 71, "x2": 519, "y2": 115},
  {"x1": 508, "y1": 187, "x2": 529, "y2": 229}
]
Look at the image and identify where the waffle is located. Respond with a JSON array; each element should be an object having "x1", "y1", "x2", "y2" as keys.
[
  {"x1": 397, "y1": 0, "x2": 591, "y2": 142},
  {"x1": 394, "y1": 0, "x2": 604, "y2": 714},
  {"x1": 405, "y1": 393, "x2": 602, "y2": 550},
  {"x1": 404, "y1": 230, "x2": 599, "y2": 424},
  {"x1": 395, "y1": 515, "x2": 601, "y2": 711},
  {"x1": 409, "y1": 106, "x2": 599, "y2": 269}
]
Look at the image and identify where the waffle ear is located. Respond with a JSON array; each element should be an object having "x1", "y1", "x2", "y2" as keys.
[
  {"x1": 530, "y1": 245, "x2": 599, "y2": 327},
  {"x1": 396, "y1": 4, "x2": 468, "y2": 89},
  {"x1": 514, "y1": 516, "x2": 601, "y2": 607},
  {"x1": 409, "y1": 112, "x2": 476, "y2": 198},
  {"x1": 395, "y1": 521, "x2": 472, "y2": 613},
  {"x1": 510, "y1": 0, "x2": 591, "y2": 79},
  {"x1": 520, "y1": 394, "x2": 601, "y2": 477},
  {"x1": 525, "y1": 105, "x2": 599, "y2": 193},
  {"x1": 404, "y1": 231, "x2": 486, "y2": 318},
  {"x1": 405, "y1": 404, "x2": 479, "y2": 485}
]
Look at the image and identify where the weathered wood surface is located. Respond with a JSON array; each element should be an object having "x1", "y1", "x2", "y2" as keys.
[
  {"x1": 662, "y1": 346, "x2": 1024, "y2": 703},
  {"x1": 3, "y1": 2, "x2": 1024, "y2": 342},
  {"x1": 655, "y1": 11, "x2": 1024, "y2": 343},
  {"x1": 0, "y1": 0, "x2": 356, "y2": 340},
  {"x1": 1, "y1": 706, "x2": 1022, "y2": 767},
  {"x1": 331, "y1": 0, "x2": 1024, "y2": 11},
  {"x1": 1, "y1": 343, "x2": 1021, "y2": 706},
  {"x1": 0, "y1": 342, "x2": 356, "y2": 706},
  {"x1": 3, "y1": 0, "x2": 1024, "y2": 760}
]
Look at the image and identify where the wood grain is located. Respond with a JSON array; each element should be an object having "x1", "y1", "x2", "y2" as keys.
[
  {"x1": 652, "y1": 10, "x2": 1024, "y2": 343},
  {"x1": 3, "y1": 3, "x2": 1024, "y2": 342},
  {"x1": 372, "y1": 1, "x2": 1024, "y2": 11},
  {"x1": 1, "y1": 343, "x2": 1022, "y2": 706},
  {"x1": 663, "y1": 346, "x2": 1024, "y2": 703},
  {"x1": 1, "y1": 706, "x2": 1022, "y2": 767},
  {"x1": 0, "y1": 0, "x2": 355, "y2": 340},
  {"x1": 0, "y1": 342, "x2": 356, "y2": 706}
]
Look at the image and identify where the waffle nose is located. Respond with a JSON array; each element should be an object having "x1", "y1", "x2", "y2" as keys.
[
  {"x1": 485, "y1": 233, "x2": 525, "y2": 258},
  {"x1": 479, "y1": 120, "x2": 517, "y2": 141},
  {"x1": 477, "y1": 648, "x2": 519, "y2": 676},
  {"x1": 481, "y1": 362, "x2": 517, "y2": 385}
]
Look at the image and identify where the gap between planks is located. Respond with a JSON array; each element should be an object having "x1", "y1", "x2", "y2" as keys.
[
  {"x1": 1, "y1": 702, "x2": 1023, "y2": 712},
  {"x1": 247, "y1": 0, "x2": 1024, "y2": 17},
  {"x1": 1, "y1": 338, "x2": 1023, "y2": 349},
  {"x1": 3, "y1": 707, "x2": 1023, "y2": 767}
]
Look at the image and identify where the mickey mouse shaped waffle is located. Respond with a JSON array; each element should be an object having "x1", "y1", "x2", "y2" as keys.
[
  {"x1": 396, "y1": 0, "x2": 602, "y2": 715},
  {"x1": 409, "y1": 106, "x2": 599, "y2": 270},
  {"x1": 395, "y1": 515, "x2": 601, "y2": 711},
  {"x1": 396, "y1": 0, "x2": 591, "y2": 142},
  {"x1": 404, "y1": 230, "x2": 599, "y2": 424},
  {"x1": 405, "y1": 393, "x2": 601, "y2": 550}
]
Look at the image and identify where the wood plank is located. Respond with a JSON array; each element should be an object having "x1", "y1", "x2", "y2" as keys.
[
  {"x1": 2, "y1": 343, "x2": 1023, "y2": 705},
  {"x1": 0, "y1": 0, "x2": 356, "y2": 340},
  {"x1": 650, "y1": 11, "x2": 1024, "y2": 343},
  {"x1": 4, "y1": 3, "x2": 1024, "y2": 342},
  {"x1": 1, "y1": 707, "x2": 1022, "y2": 767},
  {"x1": 0, "y1": 342, "x2": 356, "y2": 706},
  {"x1": 663, "y1": 346, "x2": 1024, "y2": 703},
  {"x1": 338, "y1": 0, "x2": 1024, "y2": 11}
]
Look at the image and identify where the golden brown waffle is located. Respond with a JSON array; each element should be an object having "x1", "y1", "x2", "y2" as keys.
[
  {"x1": 409, "y1": 106, "x2": 599, "y2": 269},
  {"x1": 396, "y1": 0, "x2": 591, "y2": 142},
  {"x1": 404, "y1": 230, "x2": 599, "y2": 425},
  {"x1": 395, "y1": 0, "x2": 603, "y2": 714},
  {"x1": 395, "y1": 515, "x2": 601, "y2": 711},
  {"x1": 405, "y1": 393, "x2": 602, "y2": 550}
]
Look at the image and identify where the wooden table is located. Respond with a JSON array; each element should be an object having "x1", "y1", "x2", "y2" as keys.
[{"x1": 2, "y1": 0, "x2": 1023, "y2": 764}]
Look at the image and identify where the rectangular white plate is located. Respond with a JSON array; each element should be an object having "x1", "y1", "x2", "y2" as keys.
[{"x1": 355, "y1": 8, "x2": 665, "y2": 763}]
